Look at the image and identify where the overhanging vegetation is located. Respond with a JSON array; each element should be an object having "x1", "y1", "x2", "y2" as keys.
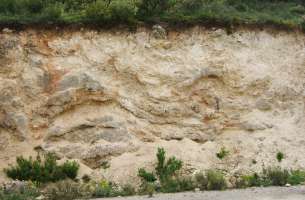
[{"x1": 0, "y1": 0, "x2": 304, "y2": 30}]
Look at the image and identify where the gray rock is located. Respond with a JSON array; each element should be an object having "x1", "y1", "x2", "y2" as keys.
[
  {"x1": 187, "y1": 132, "x2": 210, "y2": 143},
  {"x1": 47, "y1": 90, "x2": 73, "y2": 106},
  {"x1": 1, "y1": 112, "x2": 28, "y2": 141},
  {"x1": 201, "y1": 67, "x2": 223, "y2": 78},
  {"x1": 2, "y1": 181, "x2": 28, "y2": 193},
  {"x1": 2, "y1": 28, "x2": 13, "y2": 33},
  {"x1": 256, "y1": 99, "x2": 272, "y2": 111},
  {"x1": 152, "y1": 25, "x2": 167, "y2": 39},
  {"x1": 22, "y1": 67, "x2": 50, "y2": 95},
  {"x1": 0, "y1": 37, "x2": 18, "y2": 58},
  {"x1": 241, "y1": 121, "x2": 271, "y2": 132},
  {"x1": 58, "y1": 71, "x2": 103, "y2": 92}
]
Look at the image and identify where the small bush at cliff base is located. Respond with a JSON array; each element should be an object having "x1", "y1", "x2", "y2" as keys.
[
  {"x1": 44, "y1": 180, "x2": 90, "y2": 200},
  {"x1": 206, "y1": 170, "x2": 227, "y2": 190},
  {"x1": 138, "y1": 147, "x2": 190, "y2": 193},
  {"x1": 287, "y1": 170, "x2": 305, "y2": 185},
  {"x1": 240, "y1": 167, "x2": 305, "y2": 187},
  {"x1": 264, "y1": 167, "x2": 289, "y2": 186},
  {"x1": 195, "y1": 172, "x2": 208, "y2": 190},
  {"x1": 138, "y1": 168, "x2": 157, "y2": 182},
  {"x1": 61, "y1": 160, "x2": 79, "y2": 180},
  {"x1": 0, "y1": 184, "x2": 40, "y2": 200},
  {"x1": 92, "y1": 180, "x2": 136, "y2": 198},
  {"x1": 242, "y1": 173, "x2": 263, "y2": 187},
  {"x1": 155, "y1": 148, "x2": 183, "y2": 185},
  {"x1": 138, "y1": 148, "x2": 183, "y2": 185},
  {"x1": 195, "y1": 170, "x2": 227, "y2": 190},
  {"x1": 4, "y1": 153, "x2": 79, "y2": 183}
]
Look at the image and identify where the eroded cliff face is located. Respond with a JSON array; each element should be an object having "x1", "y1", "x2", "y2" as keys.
[{"x1": 0, "y1": 27, "x2": 305, "y2": 184}]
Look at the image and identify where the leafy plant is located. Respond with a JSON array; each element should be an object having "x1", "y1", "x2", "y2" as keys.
[
  {"x1": 109, "y1": 0, "x2": 137, "y2": 24},
  {"x1": 195, "y1": 172, "x2": 208, "y2": 190},
  {"x1": 216, "y1": 147, "x2": 229, "y2": 160},
  {"x1": 0, "y1": 183, "x2": 40, "y2": 200},
  {"x1": 91, "y1": 180, "x2": 122, "y2": 198},
  {"x1": 138, "y1": 168, "x2": 157, "y2": 182},
  {"x1": 84, "y1": 0, "x2": 111, "y2": 23},
  {"x1": 137, "y1": 0, "x2": 171, "y2": 18},
  {"x1": 155, "y1": 148, "x2": 183, "y2": 184},
  {"x1": 287, "y1": 170, "x2": 305, "y2": 185},
  {"x1": 240, "y1": 167, "x2": 301, "y2": 187},
  {"x1": 44, "y1": 180, "x2": 90, "y2": 200},
  {"x1": 264, "y1": 167, "x2": 289, "y2": 186},
  {"x1": 206, "y1": 170, "x2": 227, "y2": 190},
  {"x1": 138, "y1": 147, "x2": 186, "y2": 193},
  {"x1": 61, "y1": 160, "x2": 80, "y2": 180},
  {"x1": 120, "y1": 184, "x2": 136, "y2": 196},
  {"x1": 195, "y1": 170, "x2": 227, "y2": 191},
  {"x1": 0, "y1": 0, "x2": 304, "y2": 31},
  {"x1": 276, "y1": 152, "x2": 284, "y2": 162},
  {"x1": 4, "y1": 153, "x2": 79, "y2": 183},
  {"x1": 242, "y1": 173, "x2": 263, "y2": 187}
]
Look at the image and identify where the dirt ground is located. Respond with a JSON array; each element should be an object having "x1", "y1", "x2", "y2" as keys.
[{"x1": 99, "y1": 186, "x2": 305, "y2": 200}]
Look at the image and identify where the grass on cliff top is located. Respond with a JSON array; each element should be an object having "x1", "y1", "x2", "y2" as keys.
[{"x1": 0, "y1": 0, "x2": 304, "y2": 31}]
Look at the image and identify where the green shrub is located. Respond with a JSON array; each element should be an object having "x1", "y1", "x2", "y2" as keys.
[
  {"x1": 159, "y1": 178, "x2": 180, "y2": 193},
  {"x1": 91, "y1": 180, "x2": 121, "y2": 198},
  {"x1": 0, "y1": 0, "x2": 304, "y2": 30},
  {"x1": 158, "y1": 176, "x2": 195, "y2": 193},
  {"x1": 176, "y1": 0, "x2": 204, "y2": 13},
  {"x1": 84, "y1": 0, "x2": 111, "y2": 23},
  {"x1": 206, "y1": 170, "x2": 227, "y2": 190},
  {"x1": 195, "y1": 172, "x2": 208, "y2": 190},
  {"x1": 264, "y1": 167, "x2": 289, "y2": 186},
  {"x1": 138, "y1": 148, "x2": 183, "y2": 186},
  {"x1": 235, "y1": 176, "x2": 248, "y2": 188},
  {"x1": 276, "y1": 152, "x2": 284, "y2": 162},
  {"x1": 289, "y1": 5, "x2": 305, "y2": 14},
  {"x1": 138, "y1": 182, "x2": 155, "y2": 197},
  {"x1": 40, "y1": 3, "x2": 63, "y2": 22},
  {"x1": 287, "y1": 170, "x2": 305, "y2": 185},
  {"x1": 241, "y1": 167, "x2": 301, "y2": 187},
  {"x1": 120, "y1": 184, "x2": 136, "y2": 196},
  {"x1": 138, "y1": 148, "x2": 188, "y2": 193},
  {"x1": 4, "y1": 153, "x2": 79, "y2": 183},
  {"x1": 175, "y1": 176, "x2": 195, "y2": 191},
  {"x1": 138, "y1": 168, "x2": 157, "y2": 182},
  {"x1": 137, "y1": 0, "x2": 171, "y2": 18},
  {"x1": 61, "y1": 160, "x2": 79, "y2": 180},
  {"x1": 195, "y1": 170, "x2": 227, "y2": 191},
  {"x1": 25, "y1": 0, "x2": 44, "y2": 13},
  {"x1": 216, "y1": 147, "x2": 229, "y2": 160},
  {"x1": 0, "y1": 183, "x2": 40, "y2": 200},
  {"x1": 242, "y1": 173, "x2": 263, "y2": 187},
  {"x1": 0, "y1": 0, "x2": 24, "y2": 14},
  {"x1": 155, "y1": 148, "x2": 183, "y2": 184},
  {"x1": 109, "y1": 0, "x2": 137, "y2": 23},
  {"x1": 44, "y1": 180, "x2": 90, "y2": 200}
]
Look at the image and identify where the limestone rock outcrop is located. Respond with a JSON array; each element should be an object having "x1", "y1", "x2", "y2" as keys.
[{"x1": 0, "y1": 27, "x2": 305, "y2": 183}]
